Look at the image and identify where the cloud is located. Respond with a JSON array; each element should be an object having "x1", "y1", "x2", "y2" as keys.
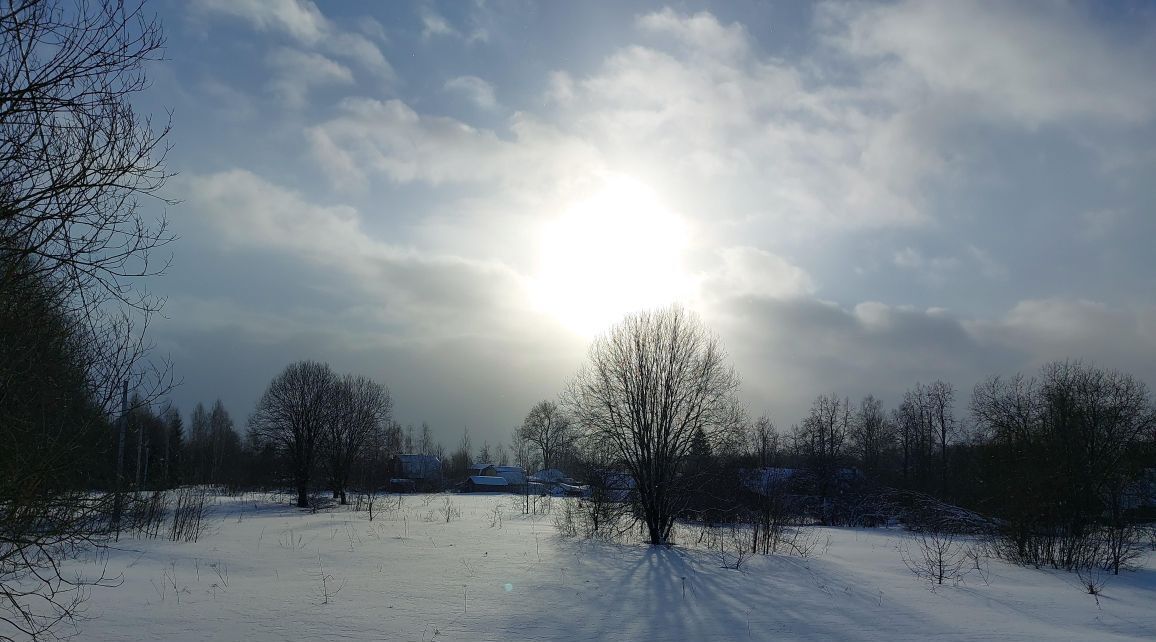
[
  {"x1": 180, "y1": 169, "x2": 560, "y2": 346},
  {"x1": 637, "y1": 8, "x2": 751, "y2": 61},
  {"x1": 193, "y1": 0, "x2": 393, "y2": 78},
  {"x1": 192, "y1": 0, "x2": 329, "y2": 44},
  {"x1": 444, "y1": 75, "x2": 498, "y2": 110},
  {"x1": 418, "y1": 4, "x2": 489, "y2": 43},
  {"x1": 1080, "y1": 208, "x2": 1127, "y2": 240},
  {"x1": 700, "y1": 247, "x2": 814, "y2": 300},
  {"x1": 306, "y1": 98, "x2": 603, "y2": 191},
  {"x1": 419, "y1": 6, "x2": 458, "y2": 39},
  {"x1": 709, "y1": 293, "x2": 1156, "y2": 422},
  {"x1": 166, "y1": 3, "x2": 1156, "y2": 441},
  {"x1": 821, "y1": 0, "x2": 1156, "y2": 127},
  {"x1": 969, "y1": 299, "x2": 1156, "y2": 374},
  {"x1": 265, "y1": 48, "x2": 354, "y2": 108},
  {"x1": 708, "y1": 296, "x2": 1009, "y2": 420}
]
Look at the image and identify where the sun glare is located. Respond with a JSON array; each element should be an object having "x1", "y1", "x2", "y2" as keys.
[{"x1": 533, "y1": 175, "x2": 691, "y2": 337}]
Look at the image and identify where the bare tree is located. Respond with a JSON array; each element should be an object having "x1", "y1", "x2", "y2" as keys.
[
  {"x1": 207, "y1": 400, "x2": 239, "y2": 486},
  {"x1": 510, "y1": 429, "x2": 535, "y2": 472},
  {"x1": 851, "y1": 395, "x2": 892, "y2": 482},
  {"x1": 791, "y1": 394, "x2": 851, "y2": 518},
  {"x1": 749, "y1": 413, "x2": 779, "y2": 468},
  {"x1": 565, "y1": 306, "x2": 743, "y2": 546},
  {"x1": 324, "y1": 374, "x2": 391, "y2": 505},
  {"x1": 0, "y1": 1, "x2": 171, "y2": 637},
  {"x1": 518, "y1": 400, "x2": 573, "y2": 471},
  {"x1": 927, "y1": 381, "x2": 956, "y2": 498},
  {"x1": 972, "y1": 361, "x2": 1155, "y2": 570},
  {"x1": 419, "y1": 422, "x2": 434, "y2": 456},
  {"x1": 894, "y1": 382, "x2": 953, "y2": 495},
  {"x1": 249, "y1": 361, "x2": 336, "y2": 508}
]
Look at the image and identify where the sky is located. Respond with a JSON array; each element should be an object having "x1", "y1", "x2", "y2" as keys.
[{"x1": 140, "y1": 0, "x2": 1156, "y2": 450}]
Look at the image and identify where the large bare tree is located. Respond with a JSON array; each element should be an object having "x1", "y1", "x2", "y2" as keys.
[
  {"x1": 0, "y1": 1, "x2": 171, "y2": 638},
  {"x1": 324, "y1": 374, "x2": 391, "y2": 505},
  {"x1": 565, "y1": 306, "x2": 743, "y2": 546},
  {"x1": 518, "y1": 400, "x2": 572, "y2": 471},
  {"x1": 249, "y1": 361, "x2": 336, "y2": 508}
]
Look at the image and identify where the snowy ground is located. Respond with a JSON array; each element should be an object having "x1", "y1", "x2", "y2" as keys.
[{"x1": 56, "y1": 493, "x2": 1156, "y2": 641}]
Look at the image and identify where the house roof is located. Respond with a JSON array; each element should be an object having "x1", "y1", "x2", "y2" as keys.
[{"x1": 468, "y1": 475, "x2": 508, "y2": 486}]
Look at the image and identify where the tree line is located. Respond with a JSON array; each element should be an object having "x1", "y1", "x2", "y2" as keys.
[{"x1": 536, "y1": 305, "x2": 1155, "y2": 581}]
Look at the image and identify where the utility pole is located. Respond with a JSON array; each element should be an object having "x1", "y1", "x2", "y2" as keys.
[
  {"x1": 164, "y1": 420, "x2": 170, "y2": 488},
  {"x1": 135, "y1": 406, "x2": 144, "y2": 489},
  {"x1": 114, "y1": 380, "x2": 127, "y2": 537}
]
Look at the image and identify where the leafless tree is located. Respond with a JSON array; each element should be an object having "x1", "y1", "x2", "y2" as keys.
[
  {"x1": 851, "y1": 395, "x2": 892, "y2": 482},
  {"x1": 901, "y1": 529, "x2": 969, "y2": 586},
  {"x1": 518, "y1": 400, "x2": 573, "y2": 472},
  {"x1": 565, "y1": 306, "x2": 743, "y2": 546},
  {"x1": 893, "y1": 381, "x2": 955, "y2": 496},
  {"x1": 972, "y1": 361, "x2": 1155, "y2": 570},
  {"x1": 749, "y1": 413, "x2": 779, "y2": 468},
  {"x1": 324, "y1": 374, "x2": 391, "y2": 505},
  {"x1": 249, "y1": 361, "x2": 337, "y2": 508},
  {"x1": 510, "y1": 429, "x2": 536, "y2": 472},
  {"x1": 927, "y1": 381, "x2": 956, "y2": 498},
  {"x1": 419, "y1": 422, "x2": 434, "y2": 456},
  {"x1": 0, "y1": 1, "x2": 172, "y2": 637},
  {"x1": 791, "y1": 394, "x2": 851, "y2": 517}
]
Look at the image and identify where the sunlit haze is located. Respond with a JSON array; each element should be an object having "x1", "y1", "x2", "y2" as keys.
[
  {"x1": 138, "y1": 0, "x2": 1156, "y2": 449},
  {"x1": 534, "y1": 175, "x2": 690, "y2": 336}
]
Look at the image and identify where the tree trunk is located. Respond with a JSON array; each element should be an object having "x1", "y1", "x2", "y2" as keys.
[{"x1": 297, "y1": 485, "x2": 309, "y2": 508}]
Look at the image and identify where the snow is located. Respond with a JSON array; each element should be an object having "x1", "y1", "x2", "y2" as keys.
[{"x1": 56, "y1": 493, "x2": 1156, "y2": 641}]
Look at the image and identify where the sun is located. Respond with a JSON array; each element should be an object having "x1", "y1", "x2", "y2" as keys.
[{"x1": 532, "y1": 175, "x2": 691, "y2": 336}]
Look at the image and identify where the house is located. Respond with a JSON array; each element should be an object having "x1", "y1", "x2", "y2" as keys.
[
  {"x1": 528, "y1": 468, "x2": 587, "y2": 496},
  {"x1": 390, "y1": 454, "x2": 443, "y2": 491},
  {"x1": 467, "y1": 463, "x2": 498, "y2": 478},
  {"x1": 463, "y1": 475, "x2": 509, "y2": 493},
  {"x1": 494, "y1": 466, "x2": 527, "y2": 487}
]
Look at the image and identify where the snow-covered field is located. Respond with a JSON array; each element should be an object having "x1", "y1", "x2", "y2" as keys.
[{"x1": 62, "y1": 494, "x2": 1155, "y2": 641}]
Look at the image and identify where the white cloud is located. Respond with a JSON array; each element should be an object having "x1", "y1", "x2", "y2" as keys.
[
  {"x1": 170, "y1": 4, "x2": 1156, "y2": 433},
  {"x1": 637, "y1": 8, "x2": 751, "y2": 61},
  {"x1": 822, "y1": 0, "x2": 1156, "y2": 126},
  {"x1": 193, "y1": 0, "x2": 393, "y2": 80},
  {"x1": 700, "y1": 247, "x2": 814, "y2": 301},
  {"x1": 306, "y1": 98, "x2": 604, "y2": 191},
  {"x1": 180, "y1": 170, "x2": 554, "y2": 346},
  {"x1": 418, "y1": 5, "x2": 489, "y2": 43},
  {"x1": 444, "y1": 75, "x2": 498, "y2": 110},
  {"x1": 420, "y1": 7, "x2": 458, "y2": 39},
  {"x1": 265, "y1": 48, "x2": 354, "y2": 108},
  {"x1": 192, "y1": 0, "x2": 329, "y2": 44}
]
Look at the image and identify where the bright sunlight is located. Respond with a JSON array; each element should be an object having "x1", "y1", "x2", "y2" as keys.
[{"x1": 533, "y1": 175, "x2": 690, "y2": 337}]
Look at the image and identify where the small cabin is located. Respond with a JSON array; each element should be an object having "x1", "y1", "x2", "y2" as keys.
[
  {"x1": 391, "y1": 454, "x2": 443, "y2": 491},
  {"x1": 464, "y1": 475, "x2": 508, "y2": 493},
  {"x1": 494, "y1": 466, "x2": 526, "y2": 486}
]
